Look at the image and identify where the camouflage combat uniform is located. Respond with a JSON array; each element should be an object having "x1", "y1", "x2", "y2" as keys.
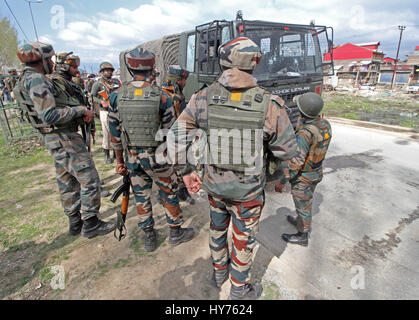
[
  {"x1": 282, "y1": 116, "x2": 332, "y2": 232},
  {"x1": 16, "y1": 51, "x2": 100, "y2": 221},
  {"x1": 108, "y1": 71, "x2": 181, "y2": 230},
  {"x1": 161, "y1": 66, "x2": 189, "y2": 118},
  {"x1": 91, "y1": 63, "x2": 115, "y2": 154},
  {"x1": 169, "y1": 61, "x2": 297, "y2": 290},
  {"x1": 14, "y1": 44, "x2": 115, "y2": 238},
  {"x1": 161, "y1": 65, "x2": 193, "y2": 202},
  {"x1": 72, "y1": 76, "x2": 84, "y2": 88}
]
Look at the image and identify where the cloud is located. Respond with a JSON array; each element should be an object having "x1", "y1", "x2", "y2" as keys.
[{"x1": 41, "y1": 0, "x2": 419, "y2": 65}]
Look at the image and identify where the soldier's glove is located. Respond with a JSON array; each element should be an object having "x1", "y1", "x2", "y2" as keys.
[
  {"x1": 275, "y1": 181, "x2": 286, "y2": 193},
  {"x1": 183, "y1": 172, "x2": 202, "y2": 195}
]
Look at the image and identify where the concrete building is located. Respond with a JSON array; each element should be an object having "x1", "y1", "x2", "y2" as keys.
[
  {"x1": 379, "y1": 46, "x2": 419, "y2": 86},
  {"x1": 323, "y1": 42, "x2": 384, "y2": 89}
]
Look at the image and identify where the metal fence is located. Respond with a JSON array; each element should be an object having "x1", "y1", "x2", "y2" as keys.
[
  {"x1": 0, "y1": 74, "x2": 40, "y2": 145},
  {"x1": 0, "y1": 100, "x2": 40, "y2": 146}
]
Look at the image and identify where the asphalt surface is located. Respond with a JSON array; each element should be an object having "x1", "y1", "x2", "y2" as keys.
[{"x1": 255, "y1": 119, "x2": 419, "y2": 299}]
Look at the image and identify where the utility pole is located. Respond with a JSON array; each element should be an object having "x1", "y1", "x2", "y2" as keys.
[{"x1": 391, "y1": 25, "x2": 406, "y2": 90}]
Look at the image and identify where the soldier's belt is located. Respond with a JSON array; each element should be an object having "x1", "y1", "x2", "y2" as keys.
[{"x1": 45, "y1": 124, "x2": 79, "y2": 135}]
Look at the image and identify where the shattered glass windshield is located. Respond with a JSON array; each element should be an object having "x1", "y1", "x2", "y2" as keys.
[{"x1": 245, "y1": 27, "x2": 323, "y2": 81}]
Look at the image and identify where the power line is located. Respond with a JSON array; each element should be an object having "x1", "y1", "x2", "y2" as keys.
[
  {"x1": 3, "y1": 0, "x2": 30, "y2": 42},
  {"x1": 24, "y1": 0, "x2": 40, "y2": 42}
]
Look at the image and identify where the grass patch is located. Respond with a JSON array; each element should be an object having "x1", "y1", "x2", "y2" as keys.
[
  {"x1": 261, "y1": 280, "x2": 282, "y2": 300},
  {"x1": 39, "y1": 266, "x2": 55, "y2": 283},
  {"x1": 323, "y1": 92, "x2": 419, "y2": 129},
  {"x1": 113, "y1": 256, "x2": 131, "y2": 269}
]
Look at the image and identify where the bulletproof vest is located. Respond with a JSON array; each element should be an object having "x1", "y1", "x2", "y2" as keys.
[
  {"x1": 50, "y1": 73, "x2": 87, "y2": 106},
  {"x1": 301, "y1": 118, "x2": 332, "y2": 172},
  {"x1": 14, "y1": 70, "x2": 81, "y2": 134},
  {"x1": 206, "y1": 82, "x2": 270, "y2": 172},
  {"x1": 118, "y1": 82, "x2": 161, "y2": 148}
]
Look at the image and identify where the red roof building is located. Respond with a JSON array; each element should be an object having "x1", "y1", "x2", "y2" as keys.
[
  {"x1": 323, "y1": 42, "x2": 384, "y2": 87},
  {"x1": 383, "y1": 57, "x2": 396, "y2": 63},
  {"x1": 324, "y1": 43, "x2": 383, "y2": 62}
]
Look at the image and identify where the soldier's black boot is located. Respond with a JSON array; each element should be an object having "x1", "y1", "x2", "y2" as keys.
[
  {"x1": 286, "y1": 215, "x2": 311, "y2": 232},
  {"x1": 169, "y1": 226, "x2": 195, "y2": 246},
  {"x1": 81, "y1": 216, "x2": 116, "y2": 239},
  {"x1": 281, "y1": 232, "x2": 309, "y2": 246},
  {"x1": 209, "y1": 268, "x2": 229, "y2": 289},
  {"x1": 143, "y1": 226, "x2": 157, "y2": 252},
  {"x1": 229, "y1": 283, "x2": 262, "y2": 300},
  {"x1": 68, "y1": 212, "x2": 82, "y2": 236},
  {"x1": 104, "y1": 149, "x2": 111, "y2": 164}
]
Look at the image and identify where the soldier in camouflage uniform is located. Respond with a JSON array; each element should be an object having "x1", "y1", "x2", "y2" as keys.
[
  {"x1": 161, "y1": 65, "x2": 195, "y2": 205},
  {"x1": 275, "y1": 92, "x2": 332, "y2": 246},
  {"x1": 108, "y1": 48, "x2": 195, "y2": 252},
  {"x1": 85, "y1": 74, "x2": 96, "y2": 96},
  {"x1": 72, "y1": 73, "x2": 84, "y2": 88},
  {"x1": 2, "y1": 68, "x2": 18, "y2": 102},
  {"x1": 14, "y1": 42, "x2": 115, "y2": 238},
  {"x1": 51, "y1": 52, "x2": 86, "y2": 108},
  {"x1": 91, "y1": 62, "x2": 116, "y2": 164},
  {"x1": 168, "y1": 37, "x2": 297, "y2": 299}
]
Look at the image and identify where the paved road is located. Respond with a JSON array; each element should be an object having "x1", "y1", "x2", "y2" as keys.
[{"x1": 255, "y1": 119, "x2": 419, "y2": 299}]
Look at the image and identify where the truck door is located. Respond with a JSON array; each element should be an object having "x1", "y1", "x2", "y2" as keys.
[{"x1": 180, "y1": 21, "x2": 232, "y2": 102}]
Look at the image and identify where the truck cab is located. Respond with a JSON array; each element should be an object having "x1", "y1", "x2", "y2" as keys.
[{"x1": 137, "y1": 14, "x2": 334, "y2": 127}]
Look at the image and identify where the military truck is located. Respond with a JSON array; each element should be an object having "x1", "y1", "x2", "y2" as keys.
[{"x1": 136, "y1": 12, "x2": 334, "y2": 126}]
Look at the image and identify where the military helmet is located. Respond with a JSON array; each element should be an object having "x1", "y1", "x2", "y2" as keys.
[
  {"x1": 100, "y1": 61, "x2": 115, "y2": 72},
  {"x1": 17, "y1": 42, "x2": 55, "y2": 63},
  {"x1": 124, "y1": 48, "x2": 155, "y2": 71},
  {"x1": 56, "y1": 52, "x2": 80, "y2": 67},
  {"x1": 8, "y1": 68, "x2": 17, "y2": 74},
  {"x1": 218, "y1": 37, "x2": 261, "y2": 71},
  {"x1": 167, "y1": 65, "x2": 189, "y2": 80},
  {"x1": 295, "y1": 92, "x2": 324, "y2": 118}
]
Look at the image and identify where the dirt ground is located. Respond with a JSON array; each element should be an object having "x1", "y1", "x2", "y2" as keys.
[{"x1": 1, "y1": 135, "x2": 246, "y2": 300}]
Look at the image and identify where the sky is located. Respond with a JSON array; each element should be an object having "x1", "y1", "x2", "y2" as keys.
[{"x1": 1, "y1": 0, "x2": 418, "y2": 73}]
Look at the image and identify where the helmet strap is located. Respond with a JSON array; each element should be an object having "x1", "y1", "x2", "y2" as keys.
[{"x1": 43, "y1": 58, "x2": 53, "y2": 74}]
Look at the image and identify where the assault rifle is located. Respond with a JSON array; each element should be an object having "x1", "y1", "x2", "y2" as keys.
[
  {"x1": 110, "y1": 175, "x2": 131, "y2": 241},
  {"x1": 78, "y1": 89, "x2": 95, "y2": 152}
]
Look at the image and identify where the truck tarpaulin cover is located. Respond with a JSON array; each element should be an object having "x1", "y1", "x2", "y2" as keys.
[{"x1": 119, "y1": 33, "x2": 181, "y2": 86}]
